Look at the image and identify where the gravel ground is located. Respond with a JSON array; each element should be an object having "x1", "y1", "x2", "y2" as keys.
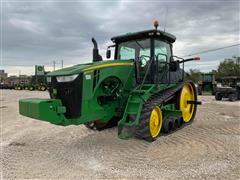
[{"x1": 1, "y1": 90, "x2": 240, "y2": 179}]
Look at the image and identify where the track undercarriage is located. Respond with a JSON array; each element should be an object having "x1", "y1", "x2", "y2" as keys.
[{"x1": 85, "y1": 81, "x2": 199, "y2": 142}]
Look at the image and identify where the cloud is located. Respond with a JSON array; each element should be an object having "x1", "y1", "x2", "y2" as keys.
[
  {"x1": 8, "y1": 18, "x2": 45, "y2": 34},
  {"x1": 2, "y1": 0, "x2": 239, "y2": 75}
]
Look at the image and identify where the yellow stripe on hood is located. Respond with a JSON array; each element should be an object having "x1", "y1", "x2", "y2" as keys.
[{"x1": 83, "y1": 62, "x2": 134, "y2": 72}]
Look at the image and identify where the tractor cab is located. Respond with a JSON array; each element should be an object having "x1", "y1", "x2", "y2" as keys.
[{"x1": 108, "y1": 29, "x2": 179, "y2": 84}]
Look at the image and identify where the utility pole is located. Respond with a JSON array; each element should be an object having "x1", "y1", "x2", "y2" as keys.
[
  {"x1": 61, "y1": 60, "x2": 63, "y2": 69},
  {"x1": 53, "y1": 60, "x2": 56, "y2": 71}
]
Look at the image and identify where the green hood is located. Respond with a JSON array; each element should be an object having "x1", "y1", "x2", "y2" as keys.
[{"x1": 47, "y1": 60, "x2": 133, "y2": 76}]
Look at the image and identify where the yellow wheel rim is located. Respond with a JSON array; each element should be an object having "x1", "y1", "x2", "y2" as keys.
[
  {"x1": 41, "y1": 87, "x2": 45, "y2": 91},
  {"x1": 180, "y1": 83, "x2": 195, "y2": 123},
  {"x1": 149, "y1": 106, "x2": 162, "y2": 138}
]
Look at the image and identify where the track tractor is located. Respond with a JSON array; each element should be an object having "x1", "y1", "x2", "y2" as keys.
[
  {"x1": 197, "y1": 73, "x2": 216, "y2": 95},
  {"x1": 19, "y1": 22, "x2": 201, "y2": 142}
]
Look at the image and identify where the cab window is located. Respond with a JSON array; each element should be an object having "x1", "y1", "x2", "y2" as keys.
[
  {"x1": 155, "y1": 40, "x2": 171, "y2": 62},
  {"x1": 117, "y1": 39, "x2": 150, "y2": 60}
]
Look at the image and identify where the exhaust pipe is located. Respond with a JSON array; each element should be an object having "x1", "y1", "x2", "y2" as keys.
[{"x1": 92, "y1": 38, "x2": 102, "y2": 62}]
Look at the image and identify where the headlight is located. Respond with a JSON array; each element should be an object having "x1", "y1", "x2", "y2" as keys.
[{"x1": 56, "y1": 74, "x2": 78, "y2": 82}]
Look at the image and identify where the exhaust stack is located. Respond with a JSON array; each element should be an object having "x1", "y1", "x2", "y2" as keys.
[{"x1": 92, "y1": 38, "x2": 102, "y2": 62}]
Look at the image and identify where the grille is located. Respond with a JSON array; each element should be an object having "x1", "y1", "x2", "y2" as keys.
[{"x1": 49, "y1": 73, "x2": 83, "y2": 119}]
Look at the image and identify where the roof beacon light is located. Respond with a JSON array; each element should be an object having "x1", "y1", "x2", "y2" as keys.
[{"x1": 153, "y1": 20, "x2": 159, "y2": 30}]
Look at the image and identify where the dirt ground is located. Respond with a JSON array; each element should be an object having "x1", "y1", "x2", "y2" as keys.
[{"x1": 1, "y1": 90, "x2": 240, "y2": 179}]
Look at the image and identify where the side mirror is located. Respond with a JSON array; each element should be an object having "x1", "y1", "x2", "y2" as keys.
[
  {"x1": 169, "y1": 61, "x2": 179, "y2": 71},
  {"x1": 106, "y1": 49, "x2": 111, "y2": 59}
]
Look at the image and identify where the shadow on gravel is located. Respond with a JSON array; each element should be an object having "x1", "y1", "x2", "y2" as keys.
[{"x1": 8, "y1": 142, "x2": 26, "y2": 147}]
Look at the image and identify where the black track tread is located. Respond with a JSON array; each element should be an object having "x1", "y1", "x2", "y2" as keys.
[{"x1": 135, "y1": 80, "x2": 196, "y2": 142}]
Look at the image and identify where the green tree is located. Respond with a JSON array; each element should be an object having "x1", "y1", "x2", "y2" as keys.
[
  {"x1": 185, "y1": 69, "x2": 202, "y2": 83},
  {"x1": 216, "y1": 56, "x2": 240, "y2": 77}
]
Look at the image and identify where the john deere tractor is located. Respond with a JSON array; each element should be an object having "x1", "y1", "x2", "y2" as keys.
[
  {"x1": 19, "y1": 24, "x2": 201, "y2": 142},
  {"x1": 197, "y1": 73, "x2": 216, "y2": 95}
]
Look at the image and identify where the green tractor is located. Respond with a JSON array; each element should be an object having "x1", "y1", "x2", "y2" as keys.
[
  {"x1": 197, "y1": 73, "x2": 216, "y2": 95},
  {"x1": 26, "y1": 66, "x2": 48, "y2": 91},
  {"x1": 14, "y1": 83, "x2": 25, "y2": 90},
  {"x1": 215, "y1": 76, "x2": 240, "y2": 101},
  {"x1": 19, "y1": 25, "x2": 201, "y2": 142},
  {"x1": 29, "y1": 75, "x2": 48, "y2": 91}
]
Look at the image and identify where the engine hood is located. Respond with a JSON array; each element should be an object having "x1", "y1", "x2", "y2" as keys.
[{"x1": 47, "y1": 60, "x2": 134, "y2": 77}]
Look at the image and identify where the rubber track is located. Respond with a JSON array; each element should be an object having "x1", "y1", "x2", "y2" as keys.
[{"x1": 135, "y1": 81, "x2": 192, "y2": 141}]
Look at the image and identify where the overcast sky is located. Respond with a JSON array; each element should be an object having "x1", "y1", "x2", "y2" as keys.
[{"x1": 1, "y1": 0, "x2": 239, "y2": 75}]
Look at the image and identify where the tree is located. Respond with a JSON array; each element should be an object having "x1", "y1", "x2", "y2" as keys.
[
  {"x1": 216, "y1": 56, "x2": 240, "y2": 78},
  {"x1": 185, "y1": 69, "x2": 202, "y2": 83}
]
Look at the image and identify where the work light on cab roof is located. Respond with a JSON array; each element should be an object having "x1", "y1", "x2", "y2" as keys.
[
  {"x1": 19, "y1": 22, "x2": 201, "y2": 142},
  {"x1": 153, "y1": 20, "x2": 159, "y2": 30}
]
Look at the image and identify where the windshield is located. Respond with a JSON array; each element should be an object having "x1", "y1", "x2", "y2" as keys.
[{"x1": 117, "y1": 39, "x2": 150, "y2": 60}]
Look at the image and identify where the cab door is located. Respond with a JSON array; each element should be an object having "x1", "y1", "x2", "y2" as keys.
[{"x1": 154, "y1": 40, "x2": 173, "y2": 83}]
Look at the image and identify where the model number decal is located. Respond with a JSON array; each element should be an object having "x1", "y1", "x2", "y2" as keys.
[{"x1": 85, "y1": 74, "x2": 91, "y2": 80}]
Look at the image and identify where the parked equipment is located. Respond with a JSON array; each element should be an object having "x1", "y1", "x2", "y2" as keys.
[
  {"x1": 14, "y1": 65, "x2": 48, "y2": 91},
  {"x1": 197, "y1": 73, "x2": 216, "y2": 95},
  {"x1": 19, "y1": 23, "x2": 201, "y2": 141},
  {"x1": 215, "y1": 76, "x2": 240, "y2": 101}
]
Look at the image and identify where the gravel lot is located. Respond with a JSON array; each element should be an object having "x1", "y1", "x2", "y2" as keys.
[{"x1": 1, "y1": 90, "x2": 240, "y2": 179}]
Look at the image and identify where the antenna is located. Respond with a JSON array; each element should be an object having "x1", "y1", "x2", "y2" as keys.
[{"x1": 164, "y1": 6, "x2": 168, "y2": 32}]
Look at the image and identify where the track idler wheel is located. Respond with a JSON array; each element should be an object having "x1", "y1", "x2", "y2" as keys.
[{"x1": 135, "y1": 106, "x2": 163, "y2": 142}]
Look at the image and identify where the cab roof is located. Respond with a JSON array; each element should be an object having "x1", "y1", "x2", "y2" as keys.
[{"x1": 111, "y1": 29, "x2": 176, "y2": 44}]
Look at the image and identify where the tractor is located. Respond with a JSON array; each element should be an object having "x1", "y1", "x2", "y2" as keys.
[
  {"x1": 215, "y1": 76, "x2": 240, "y2": 101},
  {"x1": 197, "y1": 73, "x2": 216, "y2": 95},
  {"x1": 28, "y1": 65, "x2": 48, "y2": 91},
  {"x1": 19, "y1": 23, "x2": 201, "y2": 142}
]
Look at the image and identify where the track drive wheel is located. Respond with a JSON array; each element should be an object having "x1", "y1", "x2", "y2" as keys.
[
  {"x1": 135, "y1": 106, "x2": 162, "y2": 142},
  {"x1": 179, "y1": 82, "x2": 197, "y2": 123}
]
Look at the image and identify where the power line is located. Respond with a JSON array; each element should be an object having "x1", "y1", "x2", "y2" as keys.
[{"x1": 183, "y1": 43, "x2": 240, "y2": 57}]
